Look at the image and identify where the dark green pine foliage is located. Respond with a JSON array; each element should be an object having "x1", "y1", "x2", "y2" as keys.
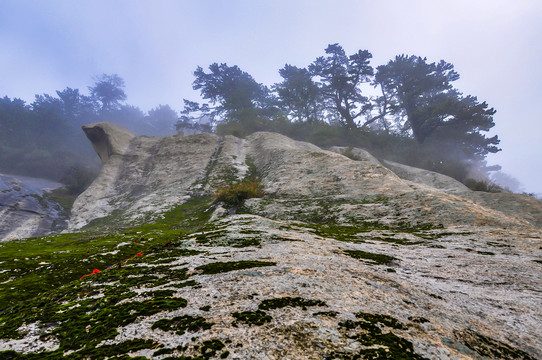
[
  {"x1": 375, "y1": 55, "x2": 499, "y2": 160},
  {"x1": 309, "y1": 43, "x2": 374, "y2": 130}
]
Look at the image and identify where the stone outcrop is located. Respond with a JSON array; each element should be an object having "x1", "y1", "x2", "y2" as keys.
[
  {"x1": 82, "y1": 122, "x2": 136, "y2": 164},
  {"x1": 69, "y1": 124, "x2": 540, "y2": 232},
  {"x1": 2, "y1": 122, "x2": 540, "y2": 359},
  {"x1": 0, "y1": 174, "x2": 67, "y2": 242}
]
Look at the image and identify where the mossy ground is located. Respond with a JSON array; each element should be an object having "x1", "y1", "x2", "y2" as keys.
[
  {"x1": 195, "y1": 260, "x2": 276, "y2": 275},
  {"x1": 330, "y1": 312, "x2": 428, "y2": 360},
  {"x1": 232, "y1": 310, "x2": 272, "y2": 326},
  {"x1": 0, "y1": 196, "x2": 222, "y2": 358},
  {"x1": 0, "y1": 196, "x2": 212, "y2": 307},
  {"x1": 342, "y1": 249, "x2": 398, "y2": 266},
  {"x1": 0, "y1": 192, "x2": 536, "y2": 360},
  {"x1": 258, "y1": 297, "x2": 327, "y2": 311},
  {"x1": 152, "y1": 315, "x2": 213, "y2": 335},
  {"x1": 454, "y1": 329, "x2": 537, "y2": 360}
]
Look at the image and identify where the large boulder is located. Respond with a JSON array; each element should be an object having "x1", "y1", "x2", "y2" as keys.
[
  {"x1": 82, "y1": 122, "x2": 136, "y2": 164},
  {"x1": 0, "y1": 174, "x2": 67, "y2": 241},
  {"x1": 69, "y1": 124, "x2": 540, "y2": 231}
]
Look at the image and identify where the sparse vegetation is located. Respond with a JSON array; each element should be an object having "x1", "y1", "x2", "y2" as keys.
[
  {"x1": 258, "y1": 297, "x2": 327, "y2": 310},
  {"x1": 214, "y1": 179, "x2": 264, "y2": 206},
  {"x1": 463, "y1": 178, "x2": 501, "y2": 192},
  {"x1": 331, "y1": 312, "x2": 427, "y2": 360},
  {"x1": 152, "y1": 315, "x2": 213, "y2": 335},
  {"x1": 232, "y1": 310, "x2": 273, "y2": 325},
  {"x1": 343, "y1": 249, "x2": 398, "y2": 265},
  {"x1": 455, "y1": 329, "x2": 537, "y2": 360},
  {"x1": 195, "y1": 260, "x2": 276, "y2": 274}
]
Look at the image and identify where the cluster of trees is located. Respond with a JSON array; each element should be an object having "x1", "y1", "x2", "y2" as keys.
[
  {"x1": 1, "y1": 44, "x2": 506, "y2": 192},
  {"x1": 180, "y1": 44, "x2": 501, "y2": 182},
  {"x1": 0, "y1": 74, "x2": 178, "y2": 191}
]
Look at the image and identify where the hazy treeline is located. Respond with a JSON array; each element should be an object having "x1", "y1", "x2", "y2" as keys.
[
  {"x1": 0, "y1": 75, "x2": 178, "y2": 193},
  {"x1": 0, "y1": 44, "x2": 518, "y2": 193},
  {"x1": 180, "y1": 43, "x2": 501, "y2": 187}
]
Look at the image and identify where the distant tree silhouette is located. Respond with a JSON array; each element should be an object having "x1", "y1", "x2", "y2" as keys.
[
  {"x1": 179, "y1": 63, "x2": 272, "y2": 128},
  {"x1": 147, "y1": 104, "x2": 178, "y2": 135},
  {"x1": 89, "y1": 74, "x2": 126, "y2": 112},
  {"x1": 376, "y1": 55, "x2": 499, "y2": 160},
  {"x1": 274, "y1": 64, "x2": 322, "y2": 123},
  {"x1": 308, "y1": 44, "x2": 374, "y2": 129}
]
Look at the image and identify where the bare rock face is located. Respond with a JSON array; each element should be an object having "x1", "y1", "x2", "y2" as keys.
[
  {"x1": 69, "y1": 125, "x2": 540, "y2": 232},
  {"x1": 82, "y1": 122, "x2": 136, "y2": 164},
  {"x1": 26, "y1": 122, "x2": 537, "y2": 359},
  {"x1": 0, "y1": 174, "x2": 67, "y2": 242}
]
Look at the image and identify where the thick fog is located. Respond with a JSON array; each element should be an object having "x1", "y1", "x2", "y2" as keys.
[{"x1": 1, "y1": 0, "x2": 541, "y2": 194}]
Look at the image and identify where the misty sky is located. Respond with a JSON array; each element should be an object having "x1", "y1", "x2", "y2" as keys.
[{"x1": 1, "y1": 1, "x2": 541, "y2": 193}]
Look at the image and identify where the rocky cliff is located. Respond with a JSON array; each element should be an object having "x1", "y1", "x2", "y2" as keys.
[
  {"x1": 69, "y1": 123, "x2": 540, "y2": 232},
  {"x1": 0, "y1": 174, "x2": 68, "y2": 242},
  {"x1": 0, "y1": 122, "x2": 540, "y2": 359}
]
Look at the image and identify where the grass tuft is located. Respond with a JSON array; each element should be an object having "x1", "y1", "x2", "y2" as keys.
[{"x1": 214, "y1": 179, "x2": 264, "y2": 206}]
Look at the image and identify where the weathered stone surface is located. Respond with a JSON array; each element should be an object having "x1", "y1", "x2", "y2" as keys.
[
  {"x1": 4, "y1": 123, "x2": 540, "y2": 359},
  {"x1": 82, "y1": 121, "x2": 136, "y2": 164},
  {"x1": 381, "y1": 159, "x2": 472, "y2": 194},
  {"x1": 68, "y1": 127, "x2": 541, "y2": 231},
  {"x1": 0, "y1": 174, "x2": 67, "y2": 242},
  {"x1": 2, "y1": 214, "x2": 541, "y2": 359}
]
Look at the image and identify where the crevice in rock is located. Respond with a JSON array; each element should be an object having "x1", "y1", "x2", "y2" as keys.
[{"x1": 189, "y1": 136, "x2": 224, "y2": 196}]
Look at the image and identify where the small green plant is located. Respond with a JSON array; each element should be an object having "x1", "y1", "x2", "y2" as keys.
[
  {"x1": 214, "y1": 179, "x2": 264, "y2": 206},
  {"x1": 232, "y1": 310, "x2": 272, "y2": 325}
]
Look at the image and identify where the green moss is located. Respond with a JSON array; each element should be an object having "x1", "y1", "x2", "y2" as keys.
[
  {"x1": 331, "y1": 312, "x2": 427, "y2": 360},
  {"x1": 171, "y1": 279, "x2": 199, "y2": 288},
  {"x1": 343, "y1": 249, "x2": 398, "y2": 265},
  {"x1": 232, "y1": 310, "x2": 272, "y2": 325},
  {"x1": 199, "y1": 305, "x2": 211, "y2": 311},
  {"x1": 308, "y1": 223, "x2": 380, "y2": 241},
  {"x1": 244, "y1": 156, "x2": 261, "y2": 181},
  {"x1": 200, "y1": 339, "x2": 226, "y2": 358},
  {"x1": 196, "y1": 260, "x2": 276, "y2": 275},
  {"x1": 146, "y1": 289, "x2": 176, "y2": 298},
  {"x1": 195, "y1": 229, "x2": 260, "y2": 248},
  {"x1": 314, "y1": 311, "x2": 338, "y2": 317},
  {"x1": 0, "y1": 196, "x2": 211, "y2": 308},
  {"x1": 374, "y1": 237, "x2": 424, "y2": 246},
  {"x1": 356, "y1": 312, "x2": 405, "y2": 330},
  {"x1": 486, "y1": 241, "x2": 511, "y2": 248},
  {"x1": 85, "y1": 195, "x2": 214, "y2": 232},
  {"x1": 307, "y1": 221, "x2": 440, "y2": 243},
  {"x1": 476, "y1": 250, "x2": 495, "y2": 256},
  {"x1": 151, "y1": 315, "x2": 213, "y2": 335},
  {"x1": 455, "y1": 329, "x2": 536, "y2": 360},
  {"x1": 232, "y1": 237, "x2": 261, "y2": 247},
  {"x1": 258, "y1": 297, "x2": 327, "y2": 310},
  {"x1": 408, "y1": 316, "x2": 429, "y2": 323},
  {"x1": 154, "y1": 347, "x2": 174, "y2": 356},
  {"x1": 0, "y1": 338, "x2": 159, "y2": 359},
  {"x1": 0, "y1": 260, "x2": 188, "y2": 353}
]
